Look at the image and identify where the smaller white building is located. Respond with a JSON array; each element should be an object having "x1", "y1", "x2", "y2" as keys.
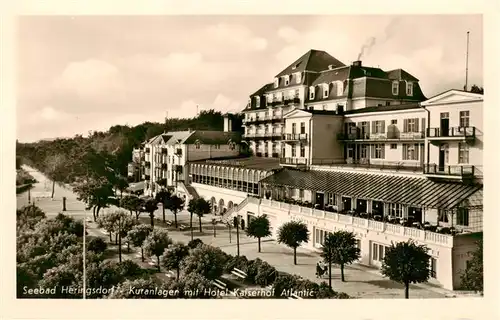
[{"x1": 142, "y1": 130, "x2": 241, "y2": 200}]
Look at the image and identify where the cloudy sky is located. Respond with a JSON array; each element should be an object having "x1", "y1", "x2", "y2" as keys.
[{"x1": 17, "y1": 15, "x2": 482, "y2": 142}]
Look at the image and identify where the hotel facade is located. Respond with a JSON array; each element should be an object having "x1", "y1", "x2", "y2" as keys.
[{"x1": 141, "y1": 49, "x2": 483, "y2": 291}]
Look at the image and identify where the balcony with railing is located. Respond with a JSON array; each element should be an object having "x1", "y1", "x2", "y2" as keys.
[
  {"x1": 268, "y1": 97, "x2": 301, "y2": 108},
  {"x1": 282, "y1": 133, "x2": 308, "y2": 142},
  {"x1": 280, "y1": 157, "x2": 308, "y2": 167},
  {"x1": 310, "y1": 158, "x2": 424, "y2": 172},
  {"x1": 423, "y1": 164, "x2": 475, "y2": 180},
  {"x1": 426, "y1": 126, "x2": 476, "y2": 141},
  {"x1": 337, "y1": 131, "x2": 425, "y2": 142}
]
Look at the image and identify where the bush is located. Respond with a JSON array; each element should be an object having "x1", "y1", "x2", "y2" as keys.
[
  {"x1": 187, "y1": 238, "x2": 204, "y2": 249},
  {"x1": 116, "y1": 260, "x2": 143, "y2": 279},
  {"x1": 255, "y1": 261, "x2": 278, "y2": 287},
  {"x1": 272, "y1": 273, "x2": 302, "y2": 297},
  {"x1": 181, "y1": 245, "x2": 228, "y2": 280},
  {"x1": 88, "y1": 238, "x2": 107, "y2": 253},
  {"x1": 223, "y1": 255, "x2": 249, "y2": 274}
]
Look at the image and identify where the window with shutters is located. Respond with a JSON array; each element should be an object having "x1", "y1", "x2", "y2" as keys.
[
  {"x1": 372, "y1": 121, "x2": 385, "y2": 134},
  {"x1": 291, "y1": 146, "x2": 296, "y2": 157},
  {"x1": 371, "y1": 144, "x2": 385, "y2": 159},
  {"x1": 421, "y1": 118, "x2": 426, "y2": 135},
  {"x1": 403, "y1": 118, "x2": 419, "y2": 132},
  {"x1": 327, "y1": 192, "x2": 337, "y2": 205},
  {"x1": 458, "y1": 142, "x2": 469, "y2": 164},
  {"x1": 300, "y1": 144, "x2": 305, "y2": 157},
  {"x1": 402, "y1": 143, "x2": 419, "y2": 160}
]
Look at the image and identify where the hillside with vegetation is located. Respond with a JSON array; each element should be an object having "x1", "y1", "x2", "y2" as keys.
[{"x1": 17, "y1": 110, "x2": 243, "y2": 183}]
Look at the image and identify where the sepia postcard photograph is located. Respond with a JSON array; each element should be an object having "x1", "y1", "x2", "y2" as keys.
[{"x1": 2, "y1": 1, "x2": 499, "y2": 319}]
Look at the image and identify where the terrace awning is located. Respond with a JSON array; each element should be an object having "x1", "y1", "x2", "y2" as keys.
[{"x1": 260, "y1": 169, "x2": 482, "y2": 210}]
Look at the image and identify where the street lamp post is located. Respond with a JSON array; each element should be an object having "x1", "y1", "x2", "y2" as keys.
[{"x1": 235, "y1": 215, "x2": 240, "y2": 257}]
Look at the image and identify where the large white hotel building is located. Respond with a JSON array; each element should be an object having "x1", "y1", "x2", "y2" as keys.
[{"x1": 139, "y1": 49, "x2": 483, "y2": 291}]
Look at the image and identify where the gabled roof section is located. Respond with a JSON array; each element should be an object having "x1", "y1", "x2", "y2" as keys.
[
  {"x1": 275, "y1": 49, "x2": 345, "y2": 78},
  {"x1": 421, "y1": 89, "x2": 483, "y2": 106},
  {"x1": 182, "y1": 131, "x2": 241, "y2": 145},
  {"x1": 386, "y1": 69, "x2": 419, "y2": 82},
  {"x1": 282, "y1": 108, "x2": 314, "y2": 119}
]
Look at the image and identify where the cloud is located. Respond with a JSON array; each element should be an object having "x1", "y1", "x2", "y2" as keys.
[
  {"x1": 277, "y1": 26, "x2": 300, "y2": 43},
  {"x1": 205, "y1": 23, "x2": 268, "y2": 52},
  {"x1": 52, "y1": 59, "x2": 127, "y2": 109}
]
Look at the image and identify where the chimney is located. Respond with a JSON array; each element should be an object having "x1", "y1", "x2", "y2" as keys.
[{"x1": 352, "y1": 60, "x2": 362, "y2": 67}]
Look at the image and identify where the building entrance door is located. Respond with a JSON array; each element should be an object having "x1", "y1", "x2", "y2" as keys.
[
  {"x1": 440, "y1": 113, "x2": 449, "y2": 137},
  {"x1": 315, "y1": 192, "x2": 325, "y2": 208}
]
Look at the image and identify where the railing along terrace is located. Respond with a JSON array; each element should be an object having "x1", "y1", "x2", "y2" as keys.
[
  {"x1": 282, "y1": 133, "x2": 308, "y2": 141},
  {"x1": 424, "y1": 164, "x2": 475, "y2": 176},
  {"x1": 280, "y1": 157, "x2": 308, "y2": 165},
  {"x1": 248, "y1": 196, "x2": 455, "y2": 246},
  {"x1": 310, "y1": 159, "x2": 423, "y2": 172},
  {"x1": 426, "y1": 126, "x2": 476, "y2": 138},
  {"x1": 337, "y1": 131, "x2": 424, "y2": 141}
]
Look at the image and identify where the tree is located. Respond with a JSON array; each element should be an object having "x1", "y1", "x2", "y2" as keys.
[
  {"x1": 165, "y1": 195, "x2": 184, "y2": 228},
  {"x1": 181, "y1": 244, "x2": 228, "y2": 280},
  {"x1": 161, "y1": 243, "x2": 190, "y2": 280},
  {"x1": 144, "y1": 198, "x2": 159, "y2": 227},
  {"x1": 321, "y1": 231, "x2": 360, "y2": 287},
  {"x1": 469, "y1": 84, "x2": 484, "y2": 94},
  {"x1": 277, "y1": 221, "x2": 309, "y2": 265},
  {"x1": 181, "y1": 273, "x2": 215, "y2": 299},
  {"x1": 381, "y1": 240, "x2": 431, "y2": 299},
  {"x1": 97, "y1": 214, "x2": 116, "y2": 243},
  {"x1": 126, "y1": 224, "x2": 153, "y2": 262},
  {"x1": 97, "y1": 211, "x2": 135, "y2": 262},
  {"x1": 38, "y1": 264, "x2": 82, "y2": 298},
  {"x1": 120, "y1": 195, "x2": 139, "y2": 216},
  {"x1": 460, "y1": 240, "x2": 483, "y2": 294},
  {"x1": 115, "y1": 176, "x2": 129, "y2": 199},
  {"x1": 74, "y1": 177, "x2": 115, "y2": 221},
  {"x1": 44, "y1": 154, "x2": 66, "y2": 198},
  {"x1": 155, "y1": 189, "x2": 172, "y2": 223},
  {"x1": 188, "y1": 198, "x2": 211, "y2": 234},
  {"x1": 143, "y1": 228, "x2": 172, "y2": 271},
  {"x1": 246, "y1": 215, "x2": 272, "y2": 253},
  {"x1": 87, "y1": 237, "x2": 107, "y2": 254}
]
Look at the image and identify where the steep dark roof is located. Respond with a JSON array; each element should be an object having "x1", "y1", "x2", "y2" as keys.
[
  {"x1": 261, "y1": 169, "x2": 481, "y2": 209},
  {"x1": 275, "y1": 49, "x2": 345, "y2": 78},
  {"x1": 310, "y1": 66, "x2": 351, "y2": 86},
  {"x1": 349, "y1": 65, "x2": 388, "y2": 79},
  {"x1": 251, "y1": 83, "x2": 273, "y2": 97},
  {"x1": 344, "y1": 103, "x2": 421, "y2": 115},
  {"x1": 386, "y1": 69, "x2": 419, "y2": 82}
]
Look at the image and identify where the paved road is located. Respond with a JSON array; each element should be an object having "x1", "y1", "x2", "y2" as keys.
[{"x1": 17, "y1": 165, "x2": 458, "y2": 299}]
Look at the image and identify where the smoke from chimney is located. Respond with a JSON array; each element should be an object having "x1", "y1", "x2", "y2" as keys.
[
  {"x1": 357, "y1": 37, "x2": 376, "y2": 60},
  {"x1": 355, "y1": 18, "x2": 401, "y2": 61}
]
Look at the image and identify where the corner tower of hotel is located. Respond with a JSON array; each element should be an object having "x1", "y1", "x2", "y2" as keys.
[{"x1": 187, "y1": 49, "x2": 482, "y2": 291}]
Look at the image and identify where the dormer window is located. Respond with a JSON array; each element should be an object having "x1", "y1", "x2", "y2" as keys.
[
  {"x1": 274, "y1": 78, "x2": 279, "y2": 88},
  {"x1": 323, "y1": 84, "x2": 329, "y2": 98},
  {"x1": 284, "y1": 75, "x2": 290, "y2": 86},
  {"x1": 392, "y1": 81, "x2": 399, "y2": 95},
  {"x1": 336, "y1": 81, "x2": 344, "y2": 96},
  {"x1": 309, "y1": 86, "x2": 315, "y2": 100},
  {"x1": 255, "y1": 96, "x2": 260, "y2": 106},
  {"x1": 296, "y1": 72, "x2": 302, "y2": 84},
  {"x1": 406, "y1": 82, "x2": 413, "y2": 96}
]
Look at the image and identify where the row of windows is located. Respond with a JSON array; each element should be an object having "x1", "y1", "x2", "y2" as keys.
[
  {"x1": 309, "y1": 81, "x2": 344, "y2": 100},
  {"x1": 438, "y1": 208, "x2": 470, "y2": 226},
  {"x1": 391, "y1": 81, "x2": 413, "y2": 96},
  {"x1": 291, "y1": 122, "x2": 307, "y2": 134},
  {"x1": 441, "y1": 111, "x2": 470, "y2": 128},
  {"x1": 274, "y1": 72, "x2": 302, "y2": 88},
  {"x1": 191, "y1": 174, "x2": 260, "y2": 195},
  {"x1": 346, "y1": 143, "x2": 422, "y2": 160},
  {"x1": 346, "y1": 118, "x2": 426, "y2": 135}
]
